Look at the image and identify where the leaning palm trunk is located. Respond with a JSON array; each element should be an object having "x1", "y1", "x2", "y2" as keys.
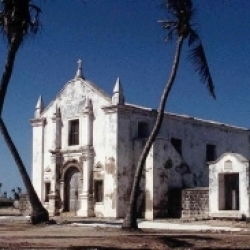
[
  {"x1": 0, "y1": 35, "x2": 49, "y2": 224},
  {"x1": 0, "y1": 117, "x2": 49, "y2": 224},
  {"x1": 0, "y1": 35, "x2": 22, "y2": 115},
  {"x1": 122, "y1": 36, "x2": 184, "y2": 229}
]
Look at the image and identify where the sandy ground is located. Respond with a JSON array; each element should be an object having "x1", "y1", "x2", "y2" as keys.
[{"x1": 1, "y1": 207, "x2": 250, "y2": 249}]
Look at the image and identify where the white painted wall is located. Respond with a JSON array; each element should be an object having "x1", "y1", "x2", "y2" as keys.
[
  {"x1": 31, "y1": 118, "x2": 45, "y2": 201},
  {"x1": 32, "y1": 76, "x2": 250, "y2": 219}
]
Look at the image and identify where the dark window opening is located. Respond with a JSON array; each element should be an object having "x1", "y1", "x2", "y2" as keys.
[
  {"x1": 206, "y1": 144, "x2": 216, "y2": 162},
  {"x1": 68, "y1": 119, "x2": 79, "y2": 145},
  {"x1": 138, "y1": 122, "x2": 149, "y2": 138},
  {"x1": 94, "y1": 180, "x2": 103, "y2": 202},
  {"x1": 45, "y1": 182, "x2": 51, "y2": 202},
  {"x1": 219, "y1": 173, "x2": 239, "y2": 211},
  {"x1": 171, "y1": 138, "x2": 182, "y2": 156}
]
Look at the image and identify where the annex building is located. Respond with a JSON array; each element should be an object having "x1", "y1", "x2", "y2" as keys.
[{"x1": 31, "y1": 61, "x2": 250, "y2": 219}]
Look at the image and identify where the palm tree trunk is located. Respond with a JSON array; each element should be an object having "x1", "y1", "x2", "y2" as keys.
[
  {"x1": 122, "y1": 36, "x2": 184, "y2": 229},
  {"x1": 0, "y1": 34, "x2": 22, "y2": 115},
  {"x1": 0, "y1": 34, "x2": 49, "y2": 224},
  {"x1": 0, "y1": 117, "x2": 49, "y2": 224}
]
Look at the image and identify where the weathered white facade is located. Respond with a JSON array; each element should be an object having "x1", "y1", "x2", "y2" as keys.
[{"x1": 31, "y1": 62, "x2": 250, "y2": 219}]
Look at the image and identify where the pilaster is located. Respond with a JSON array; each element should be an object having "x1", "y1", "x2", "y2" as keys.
[
  {"x1": 82, "y1": 97, "x2": 94, "y2": 146},
  {"x1": 77, "y1": 99, "x2": 95, "y2": 216},
  {"x1": 51, "y1": 105, "x2": 61, "y2": 151},
  {"x1": 30, "y1": 118, "x2": 46, "y2": 201},
  {"x1": 77, "y1": 148, "x2": 95, "y2": 216},
  {"x1": 47, "y1": 152, "x2": 62, "y2": 216}
]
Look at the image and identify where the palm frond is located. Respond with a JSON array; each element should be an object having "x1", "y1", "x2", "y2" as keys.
[
  {"x1": 188, "y1": 29, "x2": 199, "y2": 46},
  {"x1": 158, "y1": 20, "x2": 177, "y2": 30},
  {"x1": 0, "y1": 0, "x2": 42, "y2": 41},
  {"x1": 188, "y1": 37, "x2": 215, "y2": 98},
  {"x1": 164, "y1": 28, "x2": 176, "y2": 42}
]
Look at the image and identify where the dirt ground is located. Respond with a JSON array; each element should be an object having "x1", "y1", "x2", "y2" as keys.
[{"x1": 1, "y1": 208, "x2": 250, "y2": 249}]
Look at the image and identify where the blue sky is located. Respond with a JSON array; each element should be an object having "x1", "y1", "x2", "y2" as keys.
[{"x1": 0, "y1": 0, "x2": 250, "y2": 195}]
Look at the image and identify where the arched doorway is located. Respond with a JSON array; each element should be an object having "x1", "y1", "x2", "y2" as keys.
[{"x1": 64, "y1": 167, "x2": 82, "y2": 212}]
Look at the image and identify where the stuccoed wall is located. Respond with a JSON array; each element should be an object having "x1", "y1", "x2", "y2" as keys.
[
  {"x1": 114, "y1": 105, "x2": 250, "y2": 218},
  {"x1": 32, "y1": 76, "x2": 250, "y2": 219},
  {"x1": 132, "y1": 109, "x2": 250, "y2": 189},
  {"x1": 32, "y1": 78, "x2": 112, "y2": 213},
  {"x1": 31, "y1": 118, "x2": 45, "y2": 201},
  {"x1": 102, "y1": 109, "x2": 118, "y2": 217},
  {"x1": 116, "y1": 109, "x2": 135, "y2": 218},
  {"x1": 159, "y1": 114, "x2": 250, "y2": 188},
  {"x1": 41, "y1": 79, "x2": 111, "y2": 170},
  {"x1": 145, "y1": 139, "x2": 169, "y2": 220},
  {"x1": 116, "y1": 107, "x2": 157, "y2": 218}
]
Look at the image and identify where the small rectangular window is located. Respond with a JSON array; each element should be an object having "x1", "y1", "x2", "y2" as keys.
[
  {"x1": 94, "y1": 180, "x2": 103, "y2": 202},
  {"x1": 45, "y1": 182, "x2": 51, "y2": 202},
  {"x1": 68, "y1": 119, "x2": 79, "y2": 145},
  {"x1": 171, "y1": 138, "x2": 182, "y2": 156},
  {"x1": 138, "y1": 122, "x2": 149, "y2": 138},
  {"x1": 206, "y1": 144, "x2": 216, "y2": 162}
]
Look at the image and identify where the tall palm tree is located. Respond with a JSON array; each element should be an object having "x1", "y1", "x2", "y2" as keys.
[
  {"x1": 0, "y1": 0, "x2": 49, "y2": 224},
  {"x1": 122, "y1": 0, "x2": 215, "y2": 229},
  {"x1": 0, "y1": 0, "x2": 40, "y2": 113}
]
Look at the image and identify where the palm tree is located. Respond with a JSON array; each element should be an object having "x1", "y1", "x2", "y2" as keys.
[
  {"x1": 0, "y1": 1, "x2": 49, "y2": 224},
  {"x1": 122, "y1": 0, "x2": 215, "y2": 229},
  {"x1": 0, "y1": 0, "x2": 40, "y2": 113}
]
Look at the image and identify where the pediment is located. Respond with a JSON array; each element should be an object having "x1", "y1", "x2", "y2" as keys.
[
  {"x1": 209, "y1": 152, "x2": 248, "y2": 165},
  {"x1": 41, "y1": 78, "x2": 111, "y2": 118}
]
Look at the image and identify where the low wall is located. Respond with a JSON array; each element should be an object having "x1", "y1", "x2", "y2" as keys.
[
  {"x1": 168, "y1": 188, "x2": 209, "y2": 219},
  {"x1": 181, "y1": 188, "x2": 209, "y2": 218}
]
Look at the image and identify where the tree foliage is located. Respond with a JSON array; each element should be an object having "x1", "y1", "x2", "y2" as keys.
[{"x1": 160, "y1": 0, "x2": 215, "y2": 98}]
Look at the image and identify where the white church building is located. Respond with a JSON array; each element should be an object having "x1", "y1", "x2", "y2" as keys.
[{"x1": 31, "y1": 61, "x2": 250, "y2": 219}]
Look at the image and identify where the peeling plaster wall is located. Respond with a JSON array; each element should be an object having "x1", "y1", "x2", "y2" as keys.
[
  {"x1": 32, "y1": 78, "x2": 250, "y2": 219},
  {"x1": 129, "y1": 139, "x2": 146, "y2": 218},
  {"x1": 116, "y1": 110, "x2": 134, "y2": 218},
  {"x1": 116, "y1": 110, "x2": 155, "y2": 218},
  {"x1": 124, "y1": 109, "x2": 250, "y2": 190},
  {"x1": 31, "y1": 122, "x2": 45, "y2": 200},
  {"x1": 159, "y1": 115, "x2": 250, "y2": 188},
  {"x1": 144, "y1": 138, "x2": 184, "y2": 220},
  {"x1": 102, "y1": 111, "x2": 118, "y2": 217},
  {"x1": 41, "y1": 79, "x2": 110, "y2": 164},
  {"x1": 152, "y1": 139, "x2": 176, "y2": 218},
  {"x1": 114, "y1": 107, "x2": 250, "y2": 219},
  {"x1": 32, "y1": 78, "x2": 111, "y2": 208}
]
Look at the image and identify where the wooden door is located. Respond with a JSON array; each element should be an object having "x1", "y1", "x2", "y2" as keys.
[{"x1": 66, "y1": 169, "x2": 82, "y2": 212}]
